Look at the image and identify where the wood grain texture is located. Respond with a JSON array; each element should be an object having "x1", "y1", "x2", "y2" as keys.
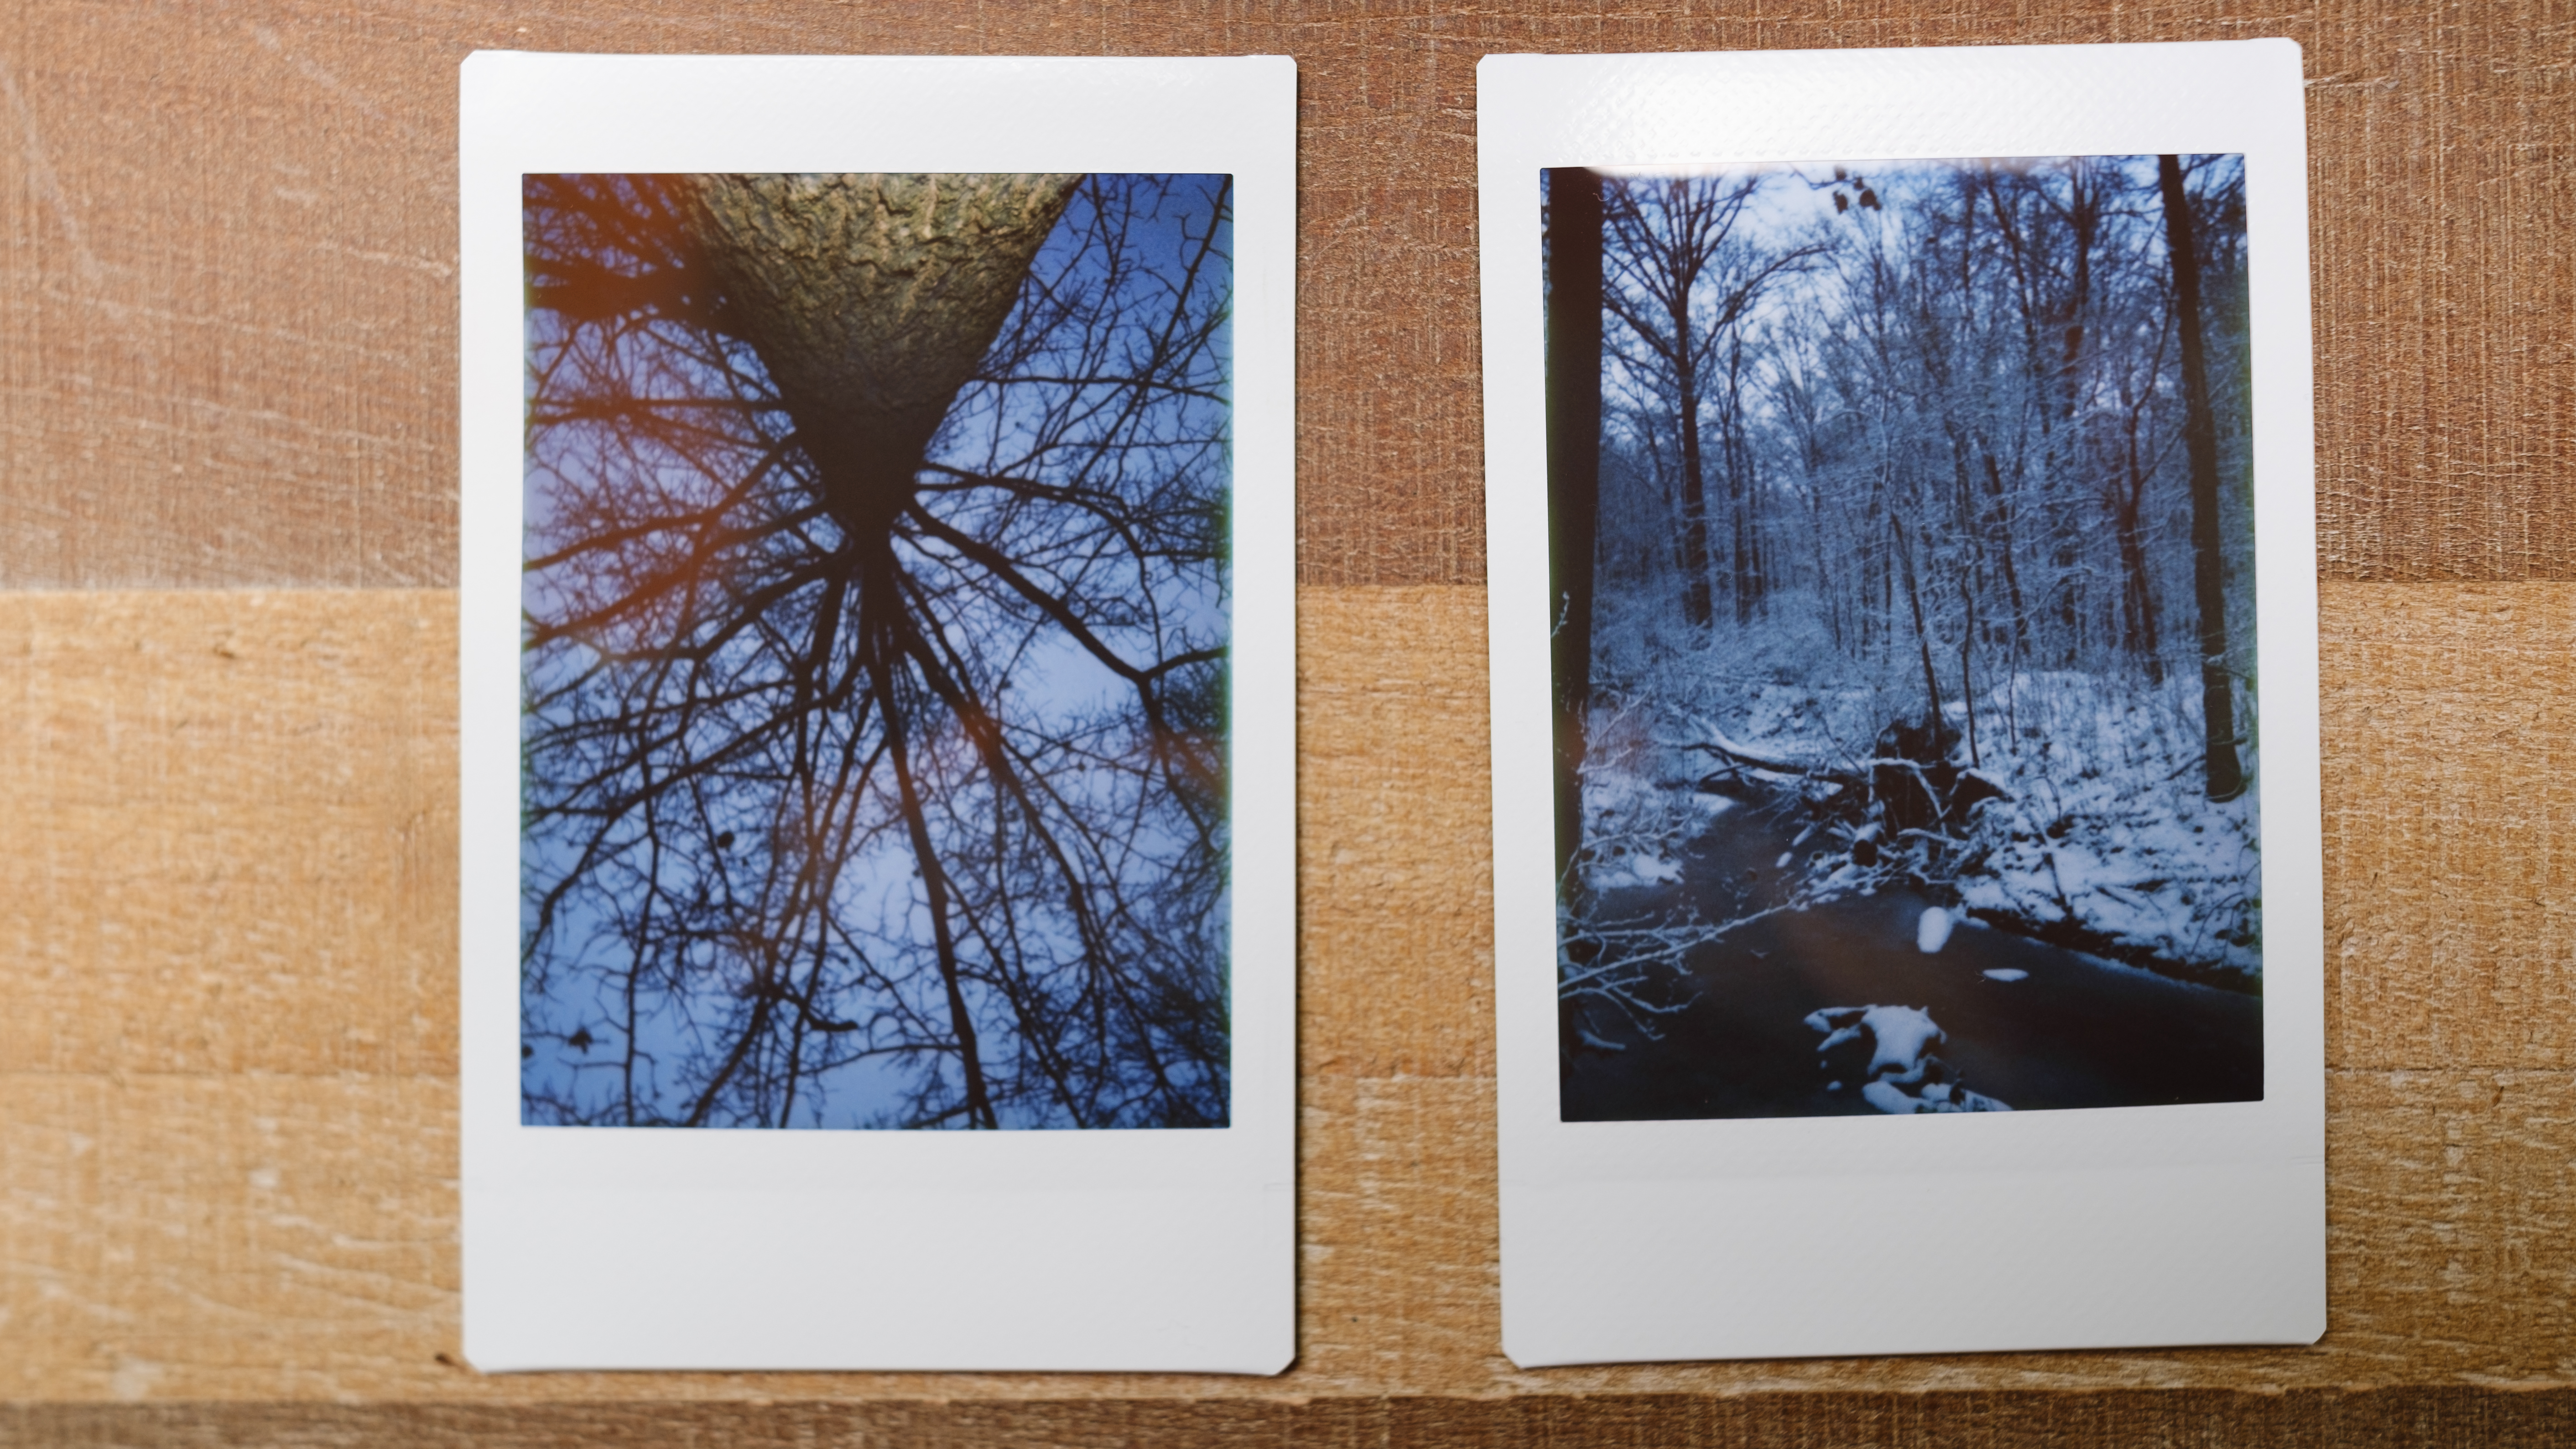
[
  {"x1": 5, "y1": 1391, "x2": 2576, "y2": 1449},
  {"x1": 1301, "y1": 584, "x2": 1495, "y2": 1080},
  {"x1": 0, "y1": 592, "x2": 456, "y2": 1079},
  {"x1": 1, "y1": 1061, "x2": 2569, "y2": 1403},
  {"x1": 0, "y1": 2, "x2": 2569, "y2": 586},
  {"x1": 3, "y1": 0, "x2": 2570, "y2": 1439},
  {"x1": 2, "y1": 585, "x2": 2571, "y2": 1431},
  {"x1": 2321, "y1": 583, "x2": 2576, "y2": 1068},
  {"x1": 6, "y1": 1388, "x2": 2576, "y2": 1449}
]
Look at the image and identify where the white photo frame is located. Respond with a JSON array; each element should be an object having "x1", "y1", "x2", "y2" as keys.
[
  {"x1": 459, "y1": 52, "x2": 1296, "y2": 1373},
  {"x1": 1478, "y1": 42, "x2": 2322, "y2": 1366}
]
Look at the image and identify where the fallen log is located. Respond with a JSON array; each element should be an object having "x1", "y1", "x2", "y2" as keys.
[
  {"x1": 1674, "y1": 723, "x2": 2016, "y2": 836},
  {"x1": 1674, "y1": 728, "x2": 1849, "y2": 783}
]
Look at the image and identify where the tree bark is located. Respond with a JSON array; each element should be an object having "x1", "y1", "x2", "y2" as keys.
[
  {"x1": 1546, "y1": 168, "x2": 1604, "y2": 897},
  {"x1": 2115, "y1": 409, "x2": 2167, "y2": 685},
  {"x1": 1676, "y1": 344, "x2": 1713, "y2": 630},
  {"x1": 1892, "y1": 516, "x2": 1944, "y2": 733},
  {"x1": 2157, "y1": 155, "x2": 2246, "y2": 803},
  {"x1": 1723, "y1": 336, "x2": 1759, "y2": 625},
  {"x1": 1978, "y1": 451, "x2": 2032, "y2": 666},
  {"x1": 685, "y1": 173, "x2": 1082, "y2": 537}
]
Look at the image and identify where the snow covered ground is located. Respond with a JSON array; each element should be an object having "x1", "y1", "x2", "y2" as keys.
[
  {"x1": 1576, "y1": 701, "x2": 1731, "y2": 891},
  {"x1": 1578, "y1": 667, "x2": 2262, "y2": 984},
  {"x1": 1935, "y1": 672, "x2": 2261, "y2": 980}
]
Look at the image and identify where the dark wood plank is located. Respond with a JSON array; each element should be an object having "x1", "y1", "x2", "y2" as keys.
[
  {"x1": 0, "y1": 2, "x2": 2566, "y2": 585},
  {"x1": 5, "y1": 1388, "x2": 2574, "y2": 1448}
]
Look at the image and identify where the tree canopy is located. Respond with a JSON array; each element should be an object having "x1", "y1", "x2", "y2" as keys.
[{"x1": 520, "y1": 173, "x2": 1234, "y2": 1130}]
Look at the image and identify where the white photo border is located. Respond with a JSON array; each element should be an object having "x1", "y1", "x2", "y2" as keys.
[
  {"x1": 459, "y1": 52, "x2": 1296, "y2": 1373},
  {"x1": 1478, "y1": 41, "x2": 2323, "y2": 1366}
]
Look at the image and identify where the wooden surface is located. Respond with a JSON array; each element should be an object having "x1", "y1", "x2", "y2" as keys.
[
  {"x1": 5, "y1": 0, "x2": 2573, "y2": 590},
  {"x1": 1, "y1": 2, "x2": 2571, "y2": 1444}
]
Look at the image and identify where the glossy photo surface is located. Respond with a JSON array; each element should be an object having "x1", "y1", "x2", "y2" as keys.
[
  {"x1": 519, "y1": 173, "x2": 1234, "y2": 1130},
  {"x1": 1544, "y1": 156, "x2": 2263, "y2": 1122}
]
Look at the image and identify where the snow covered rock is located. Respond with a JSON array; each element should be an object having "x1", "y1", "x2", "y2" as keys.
[
  {"x1": 1915, "y1": 906, "x2": 1954, "y2": 954},
  {"x1": 1862, "y1": 1077, "x2": 2012, "y2": 1114},
  {"x1": 1806, "y1": 1004, "x2": 1942, "y2": 1078},
  {"x1": 1805, "y1": 1003, "x2": 2011, "y2": 1114}
]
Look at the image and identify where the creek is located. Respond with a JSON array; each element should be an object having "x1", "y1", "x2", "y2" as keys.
[{"x1": 1561, "y1": 791, "x2": 2264, "y2": 1121}]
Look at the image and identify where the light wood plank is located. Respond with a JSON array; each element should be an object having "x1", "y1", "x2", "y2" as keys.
[
  {"x1": 4, "y1": 1067, "x2": 2572, "y2": 1400},
  {"x1": 0, "y1": 592, "x2": 455, "y2": 1079},
  {"x1": 1300, "y1": 586, "x2": 1496, "y2": 1079},
  {"x1": 2321, "y1": 583, "x2": 2576, "y2": 1068},
  {"x1": 5, "y1": 584, "x2": 2574, "y2": 1406}
]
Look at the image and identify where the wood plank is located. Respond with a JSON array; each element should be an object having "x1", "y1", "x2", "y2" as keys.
[
  {"x1": 1301, "y1": 586, "x2": 1495, "y2": 1079},
  {"x1": 2321, "y1": 583, "x2": 2576, "y2": 1068},
  {"x1": 0, "y1": 2, "x2": 2568, "y2": 587},
  {"x1": 3, "y1": 1067, "x2": 2572, "y2": 1400},
  {"x1": 5, "y1": 1388, "x2": 2575, "y2": 1449},
  {"x1": 0, "y1": 592, "x2": 455, "y2": 1079},
  {"x1": 0, "y1": 1072, "x2": 458, "y2": 1402}
]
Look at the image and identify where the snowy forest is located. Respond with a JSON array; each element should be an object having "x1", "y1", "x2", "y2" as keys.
[
  {"x1": 1546, "y1": 156, "x2": 2265, "y2": 1121},
  {"x1": 519, "y1": 174, "x2": 1232, "y2": 1130}
]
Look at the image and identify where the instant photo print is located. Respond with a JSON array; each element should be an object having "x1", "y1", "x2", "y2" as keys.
[
  {"x1": 460, "y1": 52, "x2": 1296, "y2": 1372},
  {"x1": 1481, "y1": 41, "x2": 2323, "y2": 1364}
]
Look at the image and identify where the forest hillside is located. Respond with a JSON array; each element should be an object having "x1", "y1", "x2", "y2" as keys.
[{"x1": 1551, "y1": 156, "x2": 2261, "y2": 1055}]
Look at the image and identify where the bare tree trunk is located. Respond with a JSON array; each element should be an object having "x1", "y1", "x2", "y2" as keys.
[
  {"x1": 1546, "y1": 168, "x2": 1604, "y2": 896},
  {"x1": 878, "y1": 646, "x2": 997, "y2": 1129},
  {"x1": 1598, "y1": 176, "x2": 1810, "y2": 634},
  {"x1": 1677, "y1": 368, "x2": 1713, "y2": 629},
  {"x1": 1979, "y1": 452, "x2": 2032, "y2": 666},
  {"x1": 1958, "y1": 573, "x2": 1980, "y2": 767},
  {"x1": 686, "y1": 173, "x2": 1082, "y2": 535},
  {"x1": 1724, "y1": 337, "x2": 1759, "y2": 625},
  {"x1": 1893, "y1": 516, "x2": 1944, "y2": 732},
  {"x1": 2116, "y1": 408, "x2": 2167, "y2": 685},
  {"x1": 2056, "y1": 168, "x2": 2098, "y2": 429},
  {"x1": 2158, "y1": 155, "x2": 2246, "y2": 802}
]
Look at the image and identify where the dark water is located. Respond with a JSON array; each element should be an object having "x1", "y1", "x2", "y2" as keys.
[{"x1": 1561, "y1": 795, "x2": 2264, "y2": 1121}]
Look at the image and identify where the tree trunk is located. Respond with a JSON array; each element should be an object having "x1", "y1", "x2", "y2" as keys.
[
  {"x1": 1893, "y1": 516, "x2": 1944, "y2": 732},
  {"x1": 1676, "y1": 367, "x2": 1713, "y2": 630},
  {"x1": 1978, "y1": 451, "x2": 2032, "y2": 665},
  {"x1": 2157, "y1": 155, "x2": 2246, "y2": 803},
  {"x1": 1546, "y1": 168, "x2": 1605, "y2": 896},
  {"x1": 685, "y1": 173, "x2": 1082, "y2": 537},
  {"x1": 1725, "y1": 340, "x2": 1759, "y2": 625},
  {"x1": 1958, "y1": 572, "x2": 1980, "y2": 767},
  {"x1": 2116, "y1": 413, "x2": 2167, "y2": 685},
  {"x1": 2056, "y1": 172, "x2": 2097, "y2": 429},
  {"x1": 680, "y1": 171, "x2": 1080, "y2": 1129}
]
